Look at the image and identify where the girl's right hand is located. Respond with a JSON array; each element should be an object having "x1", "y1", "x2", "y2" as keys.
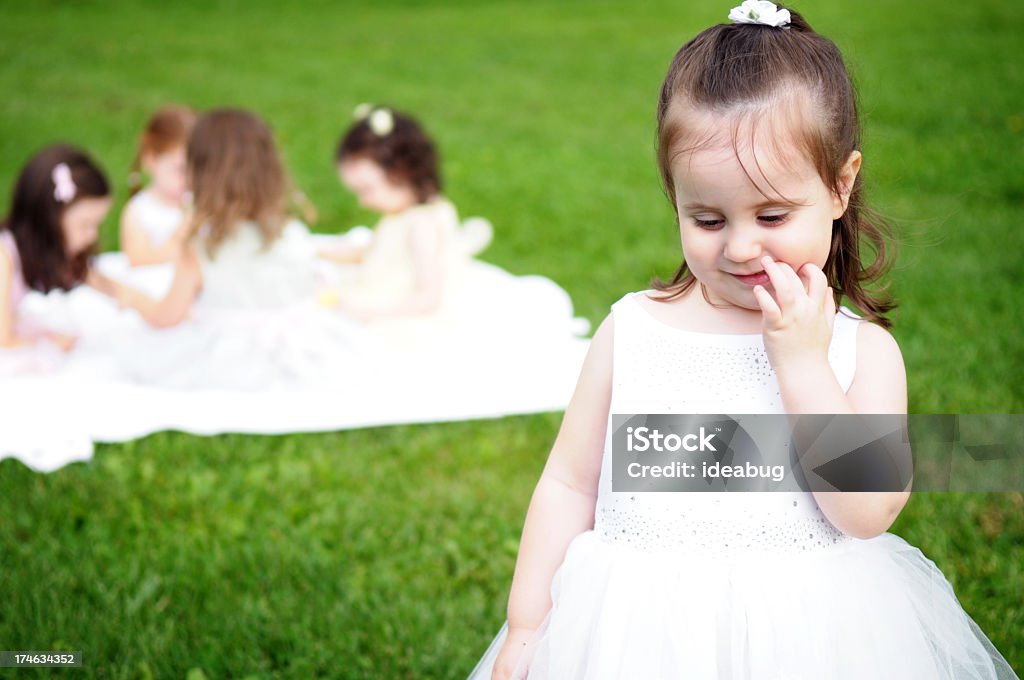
[
  {"x1": 48, "y1": 332, "x2": 77, "y2": 353},
  {"x1": 491, "y1": 626, "x2": 536, "y2": 680}
]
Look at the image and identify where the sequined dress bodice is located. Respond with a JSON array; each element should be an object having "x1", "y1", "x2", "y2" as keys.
[{"x1": 593, "y1": 291, "x2": 863, "y2": 557}]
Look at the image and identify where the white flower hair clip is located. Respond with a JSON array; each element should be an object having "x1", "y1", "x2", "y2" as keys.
[
  {"x1": 51, "y1": 163, "x2": 76, "y2": 204},
  {"x1": 728, "y1": 0, "x2": 791, "y2": 28},
  {"x1": 352, "y1": 103, "x2": 395, "y2": 136},
  {"x1": 368, "y1": 108, "x2": 394, "y2": 136}
]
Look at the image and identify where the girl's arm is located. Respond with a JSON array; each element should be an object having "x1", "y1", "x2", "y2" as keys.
[
  {"x1": 117, "y1": 244, "x2": 202, "y2": 328},
  {"x1": 318, "y1": 225, "x2": 374, "y2": 264},
  {"x1": 0, "y1": 247, "x2": 32, "y2": 348},
  {"x1": 120, "y1": 202, "x2": 188, "y2": 266},
  {"x1": 492, "y1": 315, "x2": 613, "y2": 678},
  {"x1": 318, "y1": 242, "x2": 369, "y2": 264},
  {"x1": 753, "y1": 256, "x2": 911, "y2": 539},
  {"x1": 1, "y1": 250, "x2": 78, "y2": 352}
]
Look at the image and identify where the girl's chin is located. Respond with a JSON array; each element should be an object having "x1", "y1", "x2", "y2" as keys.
[{"x1": 703, "y1": 287, "x2": 762, "y2": 312}]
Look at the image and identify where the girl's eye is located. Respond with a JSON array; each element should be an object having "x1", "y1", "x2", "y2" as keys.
[
  {"x1": 759, "y1": 214, "x2": 789, "y2": 225},
  {"x1": 693, "y1": 218, "x2": 723, "y2": 230}
]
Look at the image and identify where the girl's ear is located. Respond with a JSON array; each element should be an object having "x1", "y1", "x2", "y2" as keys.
[
  {"x1": 141, "y1": 151, "x2": 156, "y2": 174},
  {"x1": 832, "y1": 150, "x2": 862, "y2": 219}
]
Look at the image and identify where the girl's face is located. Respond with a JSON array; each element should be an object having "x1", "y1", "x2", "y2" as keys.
[
  {"x1": 670, "y1": 115, "x2": 860, "y2": 312},
  {"x1": 144, "y1": 145, "x2": 188, "y2": 203},
  {"x1": 338, "y1": 157, "x2": 417, "y2": 215},
  {"x1": 61, "y1": 196, "x2": 112, "y2": 255}
]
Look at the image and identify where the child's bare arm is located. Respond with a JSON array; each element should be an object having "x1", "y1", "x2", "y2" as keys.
[
  {"x1": 317, "y1": 242, "x2": 368, "y2": 264},
  {"x1": 118, "y1": 245, "x2": 202, "y2": 328},
  {"x1": 493, "y1": 315, "x2": 613, "y2": 677},
  {"x1": 0, "y1": 251, "x2": 79, "y2": 352},
  {"x1": 0, "y1": 247, "x2": 30, "y2": 348},
  {"x1": 803, "y1": 322, "x2": 912, "y2": 539},
  {"x1": 120, "y1": 203, "x2": 158, "y2": 266},
  {"x1": 754, "y1": 257, "x2": 910, "y2": 538}
]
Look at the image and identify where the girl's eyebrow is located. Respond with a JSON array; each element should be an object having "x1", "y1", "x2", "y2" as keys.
[{"x1": 682, "y1": 197, "x2": 809, "y2": 211}]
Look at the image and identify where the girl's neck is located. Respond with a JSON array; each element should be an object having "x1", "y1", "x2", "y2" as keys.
[
  {"x1": 382, "y1": 196, "x2": 422, "y2": 217},
  {"x1": 148, "y1": 186, "x2": 184, "y2": 210},
  {"x1": 647, "y1": 283, "x2": 766, "y2": 334}
]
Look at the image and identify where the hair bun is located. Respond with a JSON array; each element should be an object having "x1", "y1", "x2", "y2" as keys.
[{"x1": 782, "y1": 6, "x2": 813, "y2": 32}]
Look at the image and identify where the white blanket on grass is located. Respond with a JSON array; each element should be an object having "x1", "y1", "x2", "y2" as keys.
[{"x1": 0, "y1": 244, "x2": 590, "y2": 473}]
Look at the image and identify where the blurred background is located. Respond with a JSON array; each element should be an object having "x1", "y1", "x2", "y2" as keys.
[{"x1": 1, "y1": 1, "x2": 1021, "y2": 677}]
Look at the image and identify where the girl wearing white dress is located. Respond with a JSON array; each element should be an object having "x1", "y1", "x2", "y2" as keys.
[
  {"x1": 322, "y1": 106, "x2": 589, "y2": 356},
  {"x1": 321, "y1": 105, "x2": 490, "y2": 325},
  {"x1": 119, "y1": 105, "x2": 195, "y2": 266},
  {"x1": 1, "y1": 144, "x2": 117, "y2": 373},
  {"x1": 471, "y1": 3, "x2": 1019, "y2": 678}
]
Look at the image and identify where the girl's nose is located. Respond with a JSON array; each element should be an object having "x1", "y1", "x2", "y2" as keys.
[{"x1": 723, "y1": 224, "x2": 762, "y2": 263}]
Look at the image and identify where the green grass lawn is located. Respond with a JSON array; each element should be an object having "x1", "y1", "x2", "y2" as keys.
[{"x1": 2, "y1": 1, "x2": 1022, "y2": 677}]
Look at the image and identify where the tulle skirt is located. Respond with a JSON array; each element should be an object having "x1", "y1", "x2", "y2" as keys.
[
  {"x1": 468, "y1": 530, "x2": 1018, "y2": 679},
  {"x1": 115, "y1": 302, "x2": 373, "y2": 391},
  {"x1": 0, "y1": 339, "x2": 66, "y2": 377}
]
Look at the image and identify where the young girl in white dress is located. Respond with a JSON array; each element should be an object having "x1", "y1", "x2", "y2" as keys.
[
  {"x1": 321, "y1": 106, "x2": 585, "y2": 353},
  {"x1": 116, "y1": 108, "x2": 360, "y2": 389},
  {"x1": 119, "y1": 105, "x2": 195, "y2": 266},
  {"x1": 320, "y1": 106, "x2": 489, "y2": 323},
  {"x1": 0, "y1": 144, "x2": 118, "y2": 374},
  {"x1": 470, "y1": 3, "x2": 1019, "y2": 679}
]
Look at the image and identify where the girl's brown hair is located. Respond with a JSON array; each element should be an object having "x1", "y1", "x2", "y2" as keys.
[
  {"x1": 653, "y1": 6, "x2": 896, "y2": 328},
  {"x1": 1, "y1": 144, "x2": 110, "y2": 292},
  {"x1": 335, "y1": 108, "x2": 442, "y2": 203},
  {"x1": 187, "y1": 108, "x2": 289, "y2": 257},
  {"x1": 129, "y1": 104, "x2": 196, "y2": 196}
]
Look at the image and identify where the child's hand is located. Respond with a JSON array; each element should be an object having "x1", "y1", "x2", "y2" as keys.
[
  {"x1": 316, "y1": 288, "x2": 340, "y2": 309},
  {"x1": 168, "y1": 226, "x2": 191, "y2": 252},
  {"x1": 491, "y1": 625, "x2": 535, "y2": 680},
  {"x1": 47, "y1": 332, "x2": 78, "y2": 353},
  {"x1": 318, "y1": 244, "x2": 365, "y2": 264},
  {"x1": 85, "y1": 268, "x2": 117, "y2": 297},
  {"x1": 751, "y1": 255, "x2": 836, "y2": 373}
]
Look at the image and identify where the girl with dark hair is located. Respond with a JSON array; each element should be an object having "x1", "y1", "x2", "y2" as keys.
[
  {"x1": 320, "y1": 105, "x2": 490, "y2": 323},
  {"x1": 470, "y1": 3, "x2": 1017, "y2": 678},
  {"x1": 1, "y1": 144, "x2": 115, "y2": 370}
]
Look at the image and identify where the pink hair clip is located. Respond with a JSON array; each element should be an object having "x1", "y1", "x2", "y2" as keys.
[{"x1": 52, "y1": 163, "x2": 76, "y2": 203}]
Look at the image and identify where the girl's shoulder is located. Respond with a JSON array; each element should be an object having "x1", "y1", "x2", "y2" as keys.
[
  {"x1": 610, "y1": 289, "x2": 668, "y2": 314},
  {"x1": 0, "y1": 230, "x2": 19, "y2": 270},
  {"x1": 846, "y1": 317, "x2": 907, "y2": 412},
  {"x1": 853, "y1": 317, "x2": 903, "y2": 365},
  {"x1": 397, "y1": 196, "x2": 458, "y2": 224},
  {"x1": 832, "y1": 308, "x2": 901, "y2": 359},
  {"x1": 124, "y1": 189, "x2": 182, "y2": 221},
  {"x1": 0, "y1": 231, "x2": 13, "y2": 272},
  {"x1": 124, "y1": 189, "x2": 154, "y2": 212}
]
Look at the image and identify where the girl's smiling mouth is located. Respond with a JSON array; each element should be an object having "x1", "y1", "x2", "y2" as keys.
[{"x1": 730, "y1": 270, "x2": 770, "y2": 286}]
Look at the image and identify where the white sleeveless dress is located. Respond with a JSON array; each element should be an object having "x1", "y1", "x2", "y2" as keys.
[
  {"x1": 126, "y1": 189, "x2": 185, "y2": 247},
  {"x1": 468, "y1": 290, "x2": 1018, "y2": 680}
]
